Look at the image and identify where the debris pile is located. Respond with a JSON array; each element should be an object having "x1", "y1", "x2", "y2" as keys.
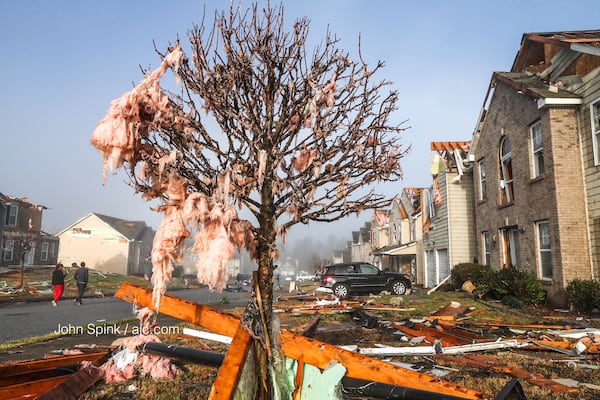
[{"x1": 3, "y1": 281, "x2": 600, "y2": 399}]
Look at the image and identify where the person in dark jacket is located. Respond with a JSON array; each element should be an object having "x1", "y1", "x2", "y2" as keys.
[
  {"x1": 74, "y1": 261, "x2": 89, "y2": 305},
  {"x1": 51, "y1": 263, "x2": 67, "y2": 306}
]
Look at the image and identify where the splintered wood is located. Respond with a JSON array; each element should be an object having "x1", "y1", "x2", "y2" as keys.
[{"x1": 114, "y1": 281, "x2": 488, "y2": 399}]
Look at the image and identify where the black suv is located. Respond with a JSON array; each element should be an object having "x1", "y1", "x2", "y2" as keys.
[{"x1": 321, "y1": 262, "x2": 411, "y2": 298}]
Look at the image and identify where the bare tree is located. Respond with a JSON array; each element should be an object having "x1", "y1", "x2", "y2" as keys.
[
  {"x1": 91, "y1": 2, "x2": 408, "y2": 397},
  {"x1": 4, "y1": 230, "x2": 38, "y2": 289}
]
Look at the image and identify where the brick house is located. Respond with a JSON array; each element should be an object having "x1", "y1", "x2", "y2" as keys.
[
  {"x1": 0, "y1": 193, "x2": 59, "y2": 268},
  {"x1": 470, "y1": 30, "x2": 600, "y2": 306}
]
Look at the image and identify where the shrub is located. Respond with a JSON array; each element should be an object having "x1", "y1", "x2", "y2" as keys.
[
  {"x1": 467, "y1": 266, "x2": 546, "y2": 305},
  {"x1": 450, "y1": 263, "x2": 486, "y2": 288},
  {"x1": 469, "y1": 265, "x2": 508, "y2": 300},
  {"x1": 497, "y1": 267, "x2": 546, "y2": 305},
  {"x1": 567, "y1": 279, "x2": 600, "y2": 313}
]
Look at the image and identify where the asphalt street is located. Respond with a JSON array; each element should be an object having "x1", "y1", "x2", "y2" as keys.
[{"x1": 0, "y1": 287, "x2": 250, "y2": 343}]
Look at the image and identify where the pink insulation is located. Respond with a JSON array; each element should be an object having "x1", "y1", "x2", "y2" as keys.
[
  {"x1": 90, "y1": 46, "x2": 184, "y2": 183},
  {"x1": 151, "y1": 205, "x2": 190, "y2": 309}
]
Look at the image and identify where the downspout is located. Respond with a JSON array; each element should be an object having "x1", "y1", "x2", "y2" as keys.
[{"x1": 445, "y1": 171, "x2": 452, "y2": 281}]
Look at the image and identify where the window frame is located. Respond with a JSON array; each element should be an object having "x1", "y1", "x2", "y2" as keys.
[
  {"x1": 6, "y1": 205, "x2": 18, "y2": 227},
  {"x1": 530, "y1": 120, "x2": 545, "y2": 178},
  {"x1": 41, "y1": 242, "x2": 49, "y2": 261},
  {"x1": 500, "y1": 227, "x2": 520, "y2": 268},
  {"x1": 3, "y1": 240, "x2": 14, "y2": 261},
  {"x1": 592, "y1": 98, "x2": 600, "y2": 166},
  {"x1": 536, "y1": 220, "x2": 553, "y2": 280},
  {"x1": 482, "y1": 231, "x2": 491, "y2": 266},
  {"x1": 499, "y1": 136, "x2": 514, "y2": 204},
  {"x1": 478, "y1": 159, "x2": 487, "y2": 200}
]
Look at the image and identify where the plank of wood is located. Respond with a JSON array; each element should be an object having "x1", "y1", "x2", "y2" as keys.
[
  {"x1": 37, "y1": 364, "x2": 103, "y2": 400},
  {"x1": 208, "y1": 324, "x2": 253, "y2": 400},
  {"x1": 0, "y1": 375, "x2": 70, "y2": 399},
  {"x1": 115, "y1": 282, "x2": 487, "y2": 399},
  {"x1": 0, "y1": 351, "x2": 108, "y2": 378}
]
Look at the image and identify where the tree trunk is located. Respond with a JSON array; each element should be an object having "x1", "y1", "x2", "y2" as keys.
[
  {"x1": 251, "y1": 172, "x2": 277, "y2": 398},
  {"x1": 20, "y1": 259, "x2": 25, "y2": 289}
]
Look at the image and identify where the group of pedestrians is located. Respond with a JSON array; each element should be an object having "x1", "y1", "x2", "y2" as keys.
[{"x1": 51, "y1": 261, "x2": 89, "y2": 306}]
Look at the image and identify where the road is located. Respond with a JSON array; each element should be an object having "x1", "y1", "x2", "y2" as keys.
[{"x1": 0, "y1": 287, "x2": 250, "y2": 343}]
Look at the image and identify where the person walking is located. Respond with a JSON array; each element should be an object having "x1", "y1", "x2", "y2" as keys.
[
  {"x1": 51, "y1": 263, "x2": 67, "y2": 306},
  {"x1": 74, "y1": 261, "x2": 89, "y2": 305}
]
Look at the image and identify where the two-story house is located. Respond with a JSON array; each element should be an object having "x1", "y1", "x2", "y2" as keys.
[
  {"x1": 0, "y1": 193, "x2": 59, "y2": 268},
  {"x1": 350, "y1": 222, "x2": 372, "y2": 263},
  {"x1": 422, "y1": 142, "x2": 477, "y2": 288},
  {"x1": 371, "y1": 189, "x2": 423, "y2": 283},
  {"x1": 470, "y1": 30, "x2": 600, "y2": 306},
  {"x1": 56, "y1": 213, "x2": 154, "y2": 276}
]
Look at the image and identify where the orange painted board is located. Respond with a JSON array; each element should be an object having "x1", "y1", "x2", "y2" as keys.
[{"x1": 115, "y1": 281, "x2": 487, "y2": 399}]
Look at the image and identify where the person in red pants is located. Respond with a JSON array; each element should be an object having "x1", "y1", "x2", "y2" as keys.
[{"x1": 51, "y1": 263, "x2": 67, "y2": 306}]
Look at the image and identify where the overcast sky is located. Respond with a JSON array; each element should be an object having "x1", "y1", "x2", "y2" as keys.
[{"x1": 1, "y1": 0, "x2": 598, "y2": 260}]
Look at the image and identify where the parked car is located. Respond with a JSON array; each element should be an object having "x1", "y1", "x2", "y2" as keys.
[
  {"x1": 235, "y1": 273, "x2": 251, "y2": 286},
  {"x1": 295, "y1": 271, "x2": 317, "y2": 282},
  {"x1": 320, "y1": 262, "x2": 411, "y2": 298}
]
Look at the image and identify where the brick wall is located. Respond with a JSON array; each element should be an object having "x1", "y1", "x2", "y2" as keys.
[{"x1": 474, "y1": 80, "x2": 590, "y2": 306}]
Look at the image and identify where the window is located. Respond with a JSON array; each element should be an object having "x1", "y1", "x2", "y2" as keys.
[
  {"x1": 6, "y1": 205, "x2": 18, "y2": 227},
  {"x1": 50, "y1": 243, "x2": 56, "y2": 258},
  {"x1": 530, "y1": 121, "x2": 545, "y2": 177},
  {"x1": 592, "y1": 99, "x2": 600, "y2": 166},
  {"x1": 3, "y1": 240, "x2": 14, "y2": 261},
  {"x1": 41, "y1": 242, "x2": 49, "y2": 261},
  {"x1": 482, "y1": 231, "x2": 491, "y2": 265},
  {"x1": 478, "y1": 159, "x2": 487, "y2": 200},
  {"x1": 499, "y1": 137, "x2": 514, "y2": 204},
  {"x1": 359, "y1": 264, "x2": 379, "y2": 274},
  {"x1": 537, "y1": 220, "x2": 552, "y2": 279}
]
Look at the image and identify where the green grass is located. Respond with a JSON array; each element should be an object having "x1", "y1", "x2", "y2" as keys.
[{"x1": 0, "y1": 266, "x2": 196, "y2": 303}]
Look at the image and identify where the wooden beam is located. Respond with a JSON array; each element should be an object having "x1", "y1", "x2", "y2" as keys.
[
  {"x1": 0, "y1": 375, "x2": 71, "y2": 399},
  {"x1": 209, "y1": 323, "x2": 253, "y2": 400},
  {"x1": 0, "y1": 351, "x2": 108, "y2": 379},
  {"x1": 115, "y1": 282, "x2": 487, "y2": 399},
  {"x1": 37, "y1": 363, "x2": 104, "y2": 400},
  {"x1": 115, "y1": 281, "x2": 241, "y2": 337}
]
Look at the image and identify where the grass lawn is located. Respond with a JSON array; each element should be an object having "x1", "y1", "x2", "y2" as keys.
[{"x1": 0, "y1": 265, "x2": 196, "y2": 303}]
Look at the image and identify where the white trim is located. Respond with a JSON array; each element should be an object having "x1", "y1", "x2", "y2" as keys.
[
  {"x1": 591, "y1": 98, "x2": 600, "y2": 166},
  {"x1": 537, "y1": 98, "x2": 582, "y2": 108}
]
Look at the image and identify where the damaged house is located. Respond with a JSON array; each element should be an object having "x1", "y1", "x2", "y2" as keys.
[
  {"x1": 421, "y1": 142, "x2": 477, "y2": 288},
  {"x1": 0, "y1": 193, "x2": 58, "y2": 268},
  {"x1": 56, "y1": 213, "x2": 154, "y2": 276},
  {"x1": 469, "y1": 30, "x2": 600, "y2": 306},
  {"x1": 371, "y1": 189, "x2": 424, "y2": 284}
]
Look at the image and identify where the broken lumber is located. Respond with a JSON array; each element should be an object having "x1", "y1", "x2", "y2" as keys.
[
  {"x1": 115, "y1": 281, "x2": 488, "y2": 399},
  {"x1": 434, "y1": 354, "x2": 577, "y2": 393},
  {"x1": 208, "y1": 321, "x2": 253, "y2": 400},
  {"x1": 37, "y1": 363, "x2": 104, "y2": 400}
]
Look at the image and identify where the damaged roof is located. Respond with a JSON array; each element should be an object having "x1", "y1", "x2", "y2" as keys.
[
  {"x1": 493, "y1": 72, "x2": 583, "y2": 101},
  {"x1": 512, "y1": 29, "x2": 600, "y2": 72}
]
